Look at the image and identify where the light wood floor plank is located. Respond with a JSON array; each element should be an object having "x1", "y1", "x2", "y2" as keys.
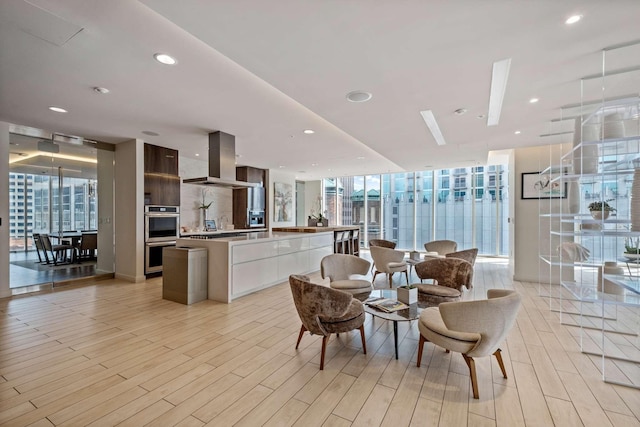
[{"x1": 0, "y1": 259, "x2": 637, "y2": 427}]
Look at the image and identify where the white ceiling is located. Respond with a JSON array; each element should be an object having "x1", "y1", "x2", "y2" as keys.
[{"x1": 1, "y1": 0, "x2": 640, "y2": 180}]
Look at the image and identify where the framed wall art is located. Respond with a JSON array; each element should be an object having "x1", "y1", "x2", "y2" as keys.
[{"x1": 521, "y1": 171, "x2": 567, "y2": 199}]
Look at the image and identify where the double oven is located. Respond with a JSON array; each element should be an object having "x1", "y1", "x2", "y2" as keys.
[{"x1": 144, "y1": 205, "x2": 180, "y2": 274}]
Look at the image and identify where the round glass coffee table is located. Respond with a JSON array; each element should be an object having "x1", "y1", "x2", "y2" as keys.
[{"x1": 362, "y1": 289, "x2": 424, "y2": 359}]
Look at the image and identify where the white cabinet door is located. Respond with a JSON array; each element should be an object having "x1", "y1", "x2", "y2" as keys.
[
  {"x1": 310, "y1": 233, "x2": 333, "y2": 249},
  {"x1": 278, "y1": 251, "x2": 310, "y2": 281},
  {"x1": 309, "y1": 246, "x2": 333, "y2": 270}
]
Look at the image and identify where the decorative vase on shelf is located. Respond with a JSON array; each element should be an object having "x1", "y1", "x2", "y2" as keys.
[
  {"x1": 590, "y1": 210, "x2": 610, "y2": 221},
  {"x1": 597, "y1": 262, "x2": 625, "y2": 295},
  {"x1": 573, "y1": 117, "x2": 599, "y2": 174}
]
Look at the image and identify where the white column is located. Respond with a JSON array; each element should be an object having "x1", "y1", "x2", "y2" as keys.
[{"x1": 0, "y1": 122, "x2": 10, "y2": 297}]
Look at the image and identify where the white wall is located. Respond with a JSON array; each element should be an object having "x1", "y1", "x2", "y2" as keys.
[
  {"x1": 269, "y1": 169, "x2": 297, "y2": 227},
  {"x1": 0, "y1": 122, "x2": 10, "y2": 298},
  {"x1": 114, "y1": 139, "x2": 145, "y2": 282},
  {"x1": 513, "y1": 143, "x2": 571, "y2": 284},
  {"x1": 179, "y1": 156, "x2": 233, "y2": 230}
]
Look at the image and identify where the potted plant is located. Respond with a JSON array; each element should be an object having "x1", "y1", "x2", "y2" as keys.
[
  {"x1": 588, "y1": 200, "x2": 616, "y2": 220},
  {"x1": 397, "y1": 283, "x2": 418, "y2": 305},
  {"x1": 624, "y1": 237, "x2": 640, "y2": 259},
  {"x1": 198, "y1": 189, "x2": 213, "y2": 228}
]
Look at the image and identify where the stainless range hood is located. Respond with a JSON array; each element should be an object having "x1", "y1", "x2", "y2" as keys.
[{"x1": 183, "y1": 131, "x2": 258, "y2": 188}]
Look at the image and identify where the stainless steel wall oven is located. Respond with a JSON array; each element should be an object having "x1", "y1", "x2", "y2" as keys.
[{"x1": 144, "y1": 205, "x2": 179, "y2": 274}]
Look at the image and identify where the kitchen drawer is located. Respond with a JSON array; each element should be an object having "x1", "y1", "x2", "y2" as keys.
[
  {"x1": 278, "y1": 237, "x2": 309, "y2": 255},
  {"x1": 232, "y1": 241, "x2": 278, "y2": 264},
  {"x1": 277, "y1": 251, "x2": 310, "y2": 281},
  {"x1": 309, "y1": 233, "x2": 333, "y2": 249},
  {"x1": 233, "y1": 258, "x2": 277, "y2": 295}
]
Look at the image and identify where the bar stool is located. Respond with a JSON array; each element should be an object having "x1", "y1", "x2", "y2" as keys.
[
  {"x1": 334, "y1": 231, "x2": 349, "y2": 253},
  {"x1": 350, "y1": 229, "x2": 360, "y2": 256}
]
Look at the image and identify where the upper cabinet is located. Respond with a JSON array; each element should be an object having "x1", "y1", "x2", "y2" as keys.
[
  {"x1": 144, "y1": 143, "x2": 180, "y2": 206},
  {"x1": 144, "y1": 143, "x2": 178, "y2": 175}
]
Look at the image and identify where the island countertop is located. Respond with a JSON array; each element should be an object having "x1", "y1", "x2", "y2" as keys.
[
  {"x1": 176, "y1": 230, "x2": 334, "y2": 302},
  {"x1": 272, "y1": 225, "x2": 359, "y2": 233}
]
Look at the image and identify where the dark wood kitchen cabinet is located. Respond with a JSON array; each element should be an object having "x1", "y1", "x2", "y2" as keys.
[
  {"x1": 144, "y1": 143, "x2": 178, "y2": 175},
  {"x1": 236, "y1": 166, "x2": 265, "y2": 186},
  {"x1": 144, "y1": 143, "x2": 180, "y2": 206}
]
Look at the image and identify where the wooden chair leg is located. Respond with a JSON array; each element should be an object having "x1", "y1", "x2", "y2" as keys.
[
  {"x1": 417, "y1": 335, "x2": 426, "y2": 367},
  {"x1": 388, "y1": 273, "x2": 393, "y2": 288},
  {"x1": 295, "y1": 324, "x2": 306, "y2": 349},
  {"x1": 493, "y1": 348, "x2": 507, "y2": 378},
  {"x1": 372, "y1": 271, "x2": 379, "y2": 283},
  {"x1": 359, "y1": 325, "x2": 367, "y2": 355},
  {"x1": 462, "y1": 354, "x2": 479, "y2": 399},
  {"x1": 404, "y1": 270, "x2": 409, "y2": 284},
  {"x1": 320, "y1": 335, "x2": 329, "y2": 370}
]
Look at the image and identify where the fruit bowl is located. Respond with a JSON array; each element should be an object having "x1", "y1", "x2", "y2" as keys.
[{"x1": 623, "y1": 252, "x2": 640, "y2": 260}]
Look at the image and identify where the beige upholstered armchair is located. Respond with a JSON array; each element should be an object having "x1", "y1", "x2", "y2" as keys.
[
  {"x1": 417, "y1": 289, "x2": 522, "y2": 399},
  {"x1": 321, "y1": 254, "x2": 372, "y2": 294},
  {"x1": 446, "y1": 248, "x2": 478, "y2": 266},
  {"x1": 370, "y1": 245, "x2": 408, "y2": 287},
  {"x1": 424, "y1": 239, "x2": 458, "y2": 256},
  {"x1": 414, "y1": 258, "x2": 473, "y2": 306},
  {"x1": 369, "y1": 239, "x2": 396, "y2": 249},
  {"x1": 289, "y1": 275, "x2": 367, "y2": 370}
]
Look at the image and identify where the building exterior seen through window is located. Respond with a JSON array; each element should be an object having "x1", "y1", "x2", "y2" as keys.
[{"x1": 323, "y1": 165, "x2": 509, "y2": 256}]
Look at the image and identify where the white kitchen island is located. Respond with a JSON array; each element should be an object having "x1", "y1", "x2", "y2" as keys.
[{"x1": 177, "y1": 231, "x2": 333, "y2": 302}]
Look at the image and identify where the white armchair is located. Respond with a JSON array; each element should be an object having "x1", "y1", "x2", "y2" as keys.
[
  {"x1": 321, "y1": 254, "x2": 372, "y2": 294},
  {"x1": 369, "y1": 245, "x2": 408, "y2": 287},
  {"x1": 416, "y1": 289, "x2": 522, "y2": 398}
]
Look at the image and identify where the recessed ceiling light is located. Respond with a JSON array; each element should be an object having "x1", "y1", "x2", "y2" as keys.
[
  {"x1": 195, "y1": 153, "x2": 200, "y2": 157},
  {"x1": 356, "y1": 156, "x2": 365, "y2": 160},
  {"x1": 477, "y1": 114, "x2": 485, "y2": 119},
  {"x1": 279, "y1": 165, "x2": 285, "y2": 169},
  {"x1": 303, "y1": 129, "x2": 314, "y2": 134},
  {"x1": 565, "y1": 14, "x2": 582, "y2": 24},
  {"x1": 529, "y1": 98, "x2": 539, "y2": 103},
  {"x1": 514, "y1": 130, "x2": 521, "y2": 135},
  {"x1": 311, "y1": 163, "x2": 318, "y2": 166},
  {"x1": 487, "y1": 58, "x2": 512, "y2": 126},
  {"x1": 142, "y1": 130, "x2": 160, "y2": 136},
  {"x1": 154, "y1": 53, "x2": 177, "y2": 65},
  {"x1": 420, "y1": 110, "x2": 446, "y2": 146},
  {"x1": 93, "y1": 86, "x2": 109, "y2": 94},
  {"x1": 454, "y1": 108, "x2": 468, "y2": 115},
  {"x1": 346, "y1": 90, "x2": 373, "y2": 103},
  {"x1": 48, "y1": 106, "x2": 68, "y2": 113}
]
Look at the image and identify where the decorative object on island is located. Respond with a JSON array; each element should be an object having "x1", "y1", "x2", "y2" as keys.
[
  {"x1": 588, "y1": 199, "x2": 615, "y2": 220},
  {"x1": 198, "y1": 188, "x2": 213, "y2": 229},
  {"x1": 274, "y1": 182, "x2": 293, "y2": 222},
  {"x1": 397, "y1": 284, "x2": 418, "y2": 305},
  {"x1": 308, "y1": 195, "x2": 328, "y2": 226}
]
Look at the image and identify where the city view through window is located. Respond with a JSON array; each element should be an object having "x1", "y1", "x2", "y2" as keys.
[{"x1": 322, "y1": 165, "x2": 509, "y2": 256}]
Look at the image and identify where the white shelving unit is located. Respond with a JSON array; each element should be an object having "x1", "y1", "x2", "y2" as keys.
[{"x1": 540, "y1": 45, "x2": 640, "y2": 389}]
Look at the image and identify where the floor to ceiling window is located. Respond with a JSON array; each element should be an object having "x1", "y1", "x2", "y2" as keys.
[{"x1": 322, "y1": 163, "x2": 510, "y2": 255}]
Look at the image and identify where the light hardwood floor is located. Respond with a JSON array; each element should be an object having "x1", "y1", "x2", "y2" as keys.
[{"x1": 1, "y1": 258, "x2": 639, "y2": 426}]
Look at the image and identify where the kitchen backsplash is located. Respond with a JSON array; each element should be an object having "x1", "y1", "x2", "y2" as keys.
[{"x1": 179, "y1": 156, "x2": 233, "y2": 231}]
